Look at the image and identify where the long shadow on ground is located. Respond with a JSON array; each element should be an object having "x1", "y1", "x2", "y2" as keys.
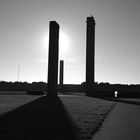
[
  {"x1": 93, "y1": 96, "x2": 140, "y2": 106},
  {"x1": 0, "y1": 95, "x2": 80, "y2": 140}
]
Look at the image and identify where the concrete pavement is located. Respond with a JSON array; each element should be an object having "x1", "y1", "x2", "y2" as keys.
[{"x1": 93, "y1": 100, "x2": 140, "y2": 140}]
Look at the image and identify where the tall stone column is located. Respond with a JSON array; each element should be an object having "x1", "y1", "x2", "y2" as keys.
[
  {"x1": 59, "y1": 60, "x2": 64, "y2": 86},
  {"x1": 86, "y1": 16, "x2": 96, "y2": 95},
  {"x1": 47, "y1": 21, "x2": 59, "y2": 96}
]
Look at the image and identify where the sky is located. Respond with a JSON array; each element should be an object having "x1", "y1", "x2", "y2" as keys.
[{"x1": 0, "y1": 0, "x2": 140, "y2": 84}]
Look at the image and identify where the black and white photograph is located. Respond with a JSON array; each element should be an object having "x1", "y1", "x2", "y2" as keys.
[{"x1": 0, "y1": 0, "x2": 140, "y2": 139}]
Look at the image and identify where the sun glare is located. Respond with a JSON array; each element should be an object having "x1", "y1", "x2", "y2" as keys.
[{"x1": 43, "y1": 31, "x2": 70, "y2": 57}]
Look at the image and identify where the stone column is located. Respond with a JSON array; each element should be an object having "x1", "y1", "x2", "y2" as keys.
[
  {"x1": 86, "y1": 16, "x2": 96, "y2": 95},
  {"x1": 47, "y1": 21, "x2": 59, "y2": 96},
  {"x1": 59, "y1": 60, "x2": 64, "y2": 86}
]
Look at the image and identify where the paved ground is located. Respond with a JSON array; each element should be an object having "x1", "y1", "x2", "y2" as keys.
[{"x1": 93, "y1": 99, "x2": 140, "y2": 140}]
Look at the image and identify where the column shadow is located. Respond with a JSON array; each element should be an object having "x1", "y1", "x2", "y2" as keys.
[
  {"x1": 0, "y1": 95, "x2": 80, "y2": 140},
  {"x1": 105, "y1": 97, "x2": 140, "y2": 106},
  {"x1": 92, "y1": 96, "x2": 140, "y2": 106}
]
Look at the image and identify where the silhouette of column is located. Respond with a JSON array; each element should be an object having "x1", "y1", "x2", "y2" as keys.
[
  {"x1": 47, "y1": 21, "x2": 59, "y2": 96},
  {"x1": 59, "y1": 60, "x2": 64, "y2": 86},
  {"x1": 86, "y1": 16, "x2": 96, "y2": 95}
]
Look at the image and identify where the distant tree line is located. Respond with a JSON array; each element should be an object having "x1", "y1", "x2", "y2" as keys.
[
  {"x1": 81, "y1": 82, "x2": 140, "y2": 98},
  {"x1": 1, "y1": 81, "x2": 140, "y2": 92},
  {"x1": 0, "y1": 81, "x2": 47, "y2": 92},
  {"x1": 0, "y1": 81, "x2": 140, "y2": 97},
  {"x1": 81, "y1": 82, "x2": 140, "y2": 91}
]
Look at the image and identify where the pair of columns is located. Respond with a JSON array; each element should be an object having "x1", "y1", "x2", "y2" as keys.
[{"x1": 47, "y1": 16, "x2": 95, "y2": 96}]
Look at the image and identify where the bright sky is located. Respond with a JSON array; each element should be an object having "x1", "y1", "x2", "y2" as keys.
[{"x1": 0, "y1": 0, "x2": 140, "y2": 84}]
